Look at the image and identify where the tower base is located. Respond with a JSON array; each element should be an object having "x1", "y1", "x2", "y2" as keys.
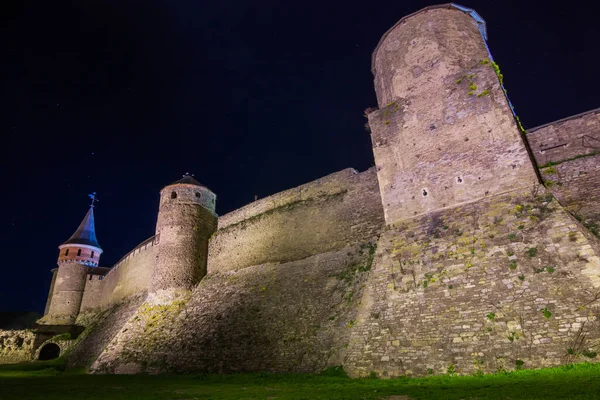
[{"x1": 345, "y1": 187, "x2": 600, "y2": 377}]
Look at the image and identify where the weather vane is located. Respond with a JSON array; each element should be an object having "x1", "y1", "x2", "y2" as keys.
[{"x1": 88, "y1": 192, "x2": 99, "y2": 208}]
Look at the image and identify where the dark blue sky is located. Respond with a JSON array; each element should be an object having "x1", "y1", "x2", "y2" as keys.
[{"x1": 3, "y1": 0, "x2": 600, "y2": 313}]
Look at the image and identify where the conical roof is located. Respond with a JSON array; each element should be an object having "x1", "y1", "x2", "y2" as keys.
[
  {"x1": 62, "y1": 207, "x2": 101, "y2": 248},
  {"x1": 171, "y1": 175, "x2": 206, "y2": 187}
]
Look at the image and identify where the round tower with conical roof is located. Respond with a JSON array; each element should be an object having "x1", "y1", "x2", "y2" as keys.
[
  {"x1": 151, "y1": 174, "x2": 217, "y2": 294},
  {"x1": 43, "y1": 204, "x2": 103, "y2": 325}
]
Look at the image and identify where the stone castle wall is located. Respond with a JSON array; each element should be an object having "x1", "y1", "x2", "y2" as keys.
[
  {"x1": 70, "y1": 167, "x2": 383, "y2": 321},
  {"x1": 97, "y1": 237, "x2": 156, "y2": 307},
  {"x1": 67, "y1": 294, "x2": 147, "y2": 369},
  {"x1": 87, "y1": 243, "x2": 376, "y2": 374},
  {"x1": 74, "y1": 187, "x2": 600, "y2": 377},
  {"x1": 74, "y1": 167, "x2": 383, "y2": 311},
  {"x1": 62, "y1": 167, "x2": 385, "y2": 372},
  {"x1": 0, "y1": 330, "x2": 35, "y2": 364},
  {"x1": 27, "y1": 4, "x2": 600, "y2": 378},
  {"x1": 208, "y1": 168, "x2": 384, "y2": 273},
  {"x1": 345, "y1": 187, "x2": 600, "y2": 377},
  {"x1": 528, "y1": 108, "x2": 600, "y2": 221},
  {"x1": 528, "y1": 108, "x2": 600, "y2": 166},
  {"x1": 80, "y1": 274, "x2": 105, "y2": 313}
]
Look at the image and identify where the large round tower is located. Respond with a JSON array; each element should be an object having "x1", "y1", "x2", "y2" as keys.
[
  {"x1": 43, "y1": 204, "x2": 102, "y2": 325},
  {"x1": 151, "y1": 175, "x2": 217, "y2": 294},
  {"x1": 367, "y1": 4, "x2": 539, "y2": 225}
]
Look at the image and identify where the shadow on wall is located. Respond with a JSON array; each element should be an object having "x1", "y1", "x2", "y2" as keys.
[{"x1": 88, "y1": 243, "x2": 376, "y2": 374}]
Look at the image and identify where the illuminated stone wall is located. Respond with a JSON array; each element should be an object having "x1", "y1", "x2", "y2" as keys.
[
  {"x1": 208, "y1": 167, "x2": 384, "y2": 273},
  {"x1": 368, "y1": 6, "x2": 538, "y2": 225},
  {"x1": 0, "y1": 330, "x2": 35, "y2": 364},
  {"x1": 43, "y1": 262, "x2": 89, "y2": 325},
  {"x1": 71, "y1": 167, "x2": 382, "y2": 331},
  {"x1": 86, "y1": 243, "x2": 376, "y2": 374},
  {"x1": 98, "y1": 237, "x2": 156, "y2": 307},
  {"x1": 61, "y1": 167, "x2": 384, "y2": 372},
  {"x1": 345, "y1": 187, "x2": 600, "y2": 377},
  {"x1": 79, "y1": 271, "x2": 108, "y2": 313},
  {"x1": 528, "y1": 108, "x2": 600, "y2": 166},
  {"x1": 528, "y1": 108, "x2": 600, "y2": 224},
  {"x1": 67, "y1": 294, "x2": 147, "y2": 369}
]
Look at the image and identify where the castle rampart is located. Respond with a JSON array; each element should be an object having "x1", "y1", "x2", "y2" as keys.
[
  {"x1": 528, "y1": 108, "x2": 600, "y2": 221},
  {"x1": 208, "y1": 167, "x2": 384, "y2": 273},
  {"x1": 527, "y1": 107, "x2": 600, "y2": 165},
  {"x1": 89, "y1": 244, "x2": 375, "y2": 374},
  {"x1": 96, "y1": 237, "x2": 156, "y2": 308}
]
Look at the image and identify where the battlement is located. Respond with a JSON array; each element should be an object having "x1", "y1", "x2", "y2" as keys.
[{"x1": 218, "y1": 168, "x2": 361, "y2": 229}]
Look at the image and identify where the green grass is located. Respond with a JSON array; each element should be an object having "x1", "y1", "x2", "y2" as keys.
[{"x1": 1, "y1": 361, "x2": 600, "y2": 399}]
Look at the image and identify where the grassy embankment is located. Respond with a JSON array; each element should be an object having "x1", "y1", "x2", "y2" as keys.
[{"x1": 1, "y1": 360, "x2": 600, "y2": 399}]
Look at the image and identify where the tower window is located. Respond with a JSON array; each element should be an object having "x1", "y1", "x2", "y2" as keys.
[
  {"x1": 65, "y1": 249, "x2": 69, "y2": 256},
  {"x1": 77, "y1": 249, "x2": 82, "y2": 256},
  {"x1": 171, "y1": 191, "x2": 177, "y2": 199},
  {"x1": 195, "y1": 192, "x2": 201, "y2": 198},
  {"x1": 89, "y1": 275, "x2": 93, "y2": 281},
  {"x1": 99, "y1": 276, "x2": 103, "y2": 281},
  {"x1": 91, "y1": 251, "x2": 95, "y2": 258}
]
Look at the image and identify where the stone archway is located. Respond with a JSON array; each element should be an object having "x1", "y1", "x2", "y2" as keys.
[{"x1": 38, "y1": 343, "x2": 60, "y2": 360}]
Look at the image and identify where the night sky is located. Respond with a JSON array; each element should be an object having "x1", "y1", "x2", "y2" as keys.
[{"x1": 3, "y1": 0, "x2": 600, "y2": 313}]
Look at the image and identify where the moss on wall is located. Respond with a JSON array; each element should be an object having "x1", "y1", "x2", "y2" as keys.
[
  {"x1": 88, "y1": 243, "x2": 377, "y2": 374},
  {"x1": 345, "y1": 187, "x2": 600, "y2": 377},
  {"x1": 65, "y1": 294, "x2": 147, "y2": 370},
  {"x1": 0, "y1": 330, "x2": 36, "y2": 364}
]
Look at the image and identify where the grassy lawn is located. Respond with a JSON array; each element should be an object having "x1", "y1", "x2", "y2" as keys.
[{"x1": 1, "y1": 361, "x2": 600, "y2": 399}]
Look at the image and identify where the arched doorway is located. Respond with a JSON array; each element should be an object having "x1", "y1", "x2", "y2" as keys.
[{"x1": 38, "y1": 343, "x2": 60, "y2": 360}]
